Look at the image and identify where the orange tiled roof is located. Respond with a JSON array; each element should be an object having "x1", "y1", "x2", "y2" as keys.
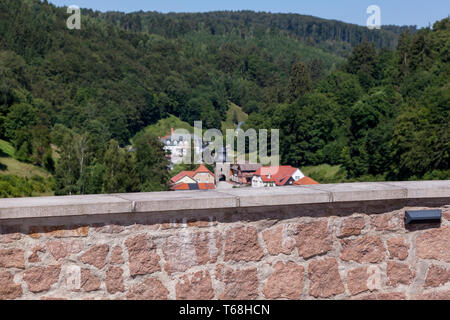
[
  {"x1": 170, "y1": 182, "x2": 215, "y2": 191},
  {"x1": 170, "y1": 183, "x2": 191, "y2": 190},
  {"x1": 160, "y1": 134, "x2": 170, "y2": 140},
  {"x1": 194, "y1": 164, "x2": 214, "y2": 175},
  {"x1": 170, "y1": 171, "x2": 196, "y2": 184},
  {"x1": 197, "y1": 183, "x2": 216, "y2": 190},
  {"x1": 171, "y1": 164, "x2": 214, "y2": 184},
  {"x1": 294, "y1": 176, "x2": 320, "y2": 185}
]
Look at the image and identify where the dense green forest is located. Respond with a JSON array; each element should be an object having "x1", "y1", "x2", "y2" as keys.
[
  {"x1": 93, "y1": 10, "x2": 410, "y2": 52},
  {"x1": 0, "y1": 0, "x2": 448, "y2": 197},
  {"x1": 244, "y1": 19, "x2": 450, "y2": 182}
]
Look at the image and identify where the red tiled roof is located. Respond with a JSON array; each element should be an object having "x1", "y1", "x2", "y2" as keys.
[
  {"x1": 194, "y1": 164, "x2": 214, "y2": 175},
  {"x1": 254, "y1": 165, "x2": 297, "y2": 177},
  {"x1": 171, "y1": 164, "x2": 214, "y2": 183},
  {"x1": 294, "y1": 176, "x2": 320, "y2": 185},
  {"x1": 254, "y1": 166, "x2": 298, "y2": 186},
  {"x1": 170, "y1": 182, "x2": 216, "y2": 191},
  {"x1": 276, "y1": 176, "x2": 293, "y2": 186},
  {"x1": 198, "y1": 183, "x2": 216, "y2": 190},
  {"x1": 170, "y1": 183, "x2": 191, "y2": 190},
  {"x1": 160, "y1": 134, "x2": 170, "y2": 140},
  {"x1": 170, "y1": 171, "x2": 195, "y2": 184},
  {"x1": 260, "y1": 175, "x2": 273, "y2": 183}
]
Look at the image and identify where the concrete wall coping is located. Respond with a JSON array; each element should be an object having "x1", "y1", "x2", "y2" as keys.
[{"x1": 0, "y1": 180, "x2": 449, "y2": 220}]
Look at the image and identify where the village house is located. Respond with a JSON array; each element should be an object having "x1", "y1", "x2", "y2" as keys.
[
  {"x1": 170, "y1": 164, "x2": 216, "y2": 191},
  {"x1": 251, "y1": 165, "x2": 305, "y2": 188},
  {"x1": 159, "y1": 128, "x2": 207, "y2": 169},
  {"x1": 230, "y1": 163, "x2": 262, "y2": 185},
  {"x1": 169, "y1": 160, "x2": 317, "y2": 191}
]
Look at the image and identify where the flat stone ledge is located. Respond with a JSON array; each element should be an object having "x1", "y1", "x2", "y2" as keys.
[
  {"x1": 215, "y1": 186, "x2": 330, "y2": 207},
  {"x1": 304, "y1": 182, "x2": 408, "y2": 202},
  {"x1": 0, "y1": 194, "x2": 132, "y2": 220},
  {"x1": 382, "y1": 180, "x2": 450, "y2": 198},
  {"x1": 0, "y1": 181, "x2": 448, "y2": 220},
  {"x1": 113, "y1": 190, "x2": 238, "y2": 212}
]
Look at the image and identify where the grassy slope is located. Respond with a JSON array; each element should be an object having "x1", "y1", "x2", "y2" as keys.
[
  {"x1": 0, "y1": 139, "x2": 15, "y2": 157},
  {"x1": 142, "y1": 115, "x2": 195, "y2": 137},
  {"x1": 143, "y1": 103, "x2": 248, "y2": 139},
  {"x1": 0, "y1": 156, "x2": 52, "y2": 179},
  {"x1": 302, "y1": 164, "x2": 393, "y2": 183},
  {"x1": 0, "y1": 139, "x2": 54, "y2": 196},
  {"x1": 302, "y1": 164, "x2": 347, "y2": 184},
  {"x1": 221, "y1": 102, "x2": 249, "y2": 132}
]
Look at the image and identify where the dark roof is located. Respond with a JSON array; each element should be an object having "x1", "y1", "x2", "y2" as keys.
[
  {"x1": 188, "y1": 183, "x2": 199, "y2": 190},
  {"x1": 239, "y1": 163, "x2": 262, "y2": 172},
  {"x1": 231, "y1": 163, "x2": 262, "y2": 172}
]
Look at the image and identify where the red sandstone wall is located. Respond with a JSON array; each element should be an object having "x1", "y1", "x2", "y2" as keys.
[{"x1": 0, "y1": 203, "x2": 449, "y2": 300}]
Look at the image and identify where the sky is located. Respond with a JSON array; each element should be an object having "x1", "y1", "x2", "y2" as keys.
[{"x1": 48, "y1": 0, "x2": 449, "y2": 28}]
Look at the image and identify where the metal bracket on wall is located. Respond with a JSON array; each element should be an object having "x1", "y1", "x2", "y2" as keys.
[{"x1": 404, "y1": 209, "x2": 442, "y2": 224}]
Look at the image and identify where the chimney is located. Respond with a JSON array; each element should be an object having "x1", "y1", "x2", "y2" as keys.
[{"x1": 171, "y1": 127, "x2": 174, "y2": 135}]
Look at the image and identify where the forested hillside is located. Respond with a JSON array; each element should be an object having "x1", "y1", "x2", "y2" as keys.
[
  {"x1": 245, "y1": 19, "x2": 449, "y2": 181},
  {"x1": 0, "y1": 0, "x2": 447, "y2": 197},
  {"x1": 93, "y1": 10, "x2": 409, "y2": 53}
]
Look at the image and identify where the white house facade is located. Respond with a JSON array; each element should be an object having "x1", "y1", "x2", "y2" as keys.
[
  {"x1": 291, "y1": 168, "x2": 305, "y2": 181},
  {"x1": 251, "y1": 166, "x2": 305, "y2": 188},
  {"x1": 160, "y1": 129, "x2": 207, "y2": 167}
]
